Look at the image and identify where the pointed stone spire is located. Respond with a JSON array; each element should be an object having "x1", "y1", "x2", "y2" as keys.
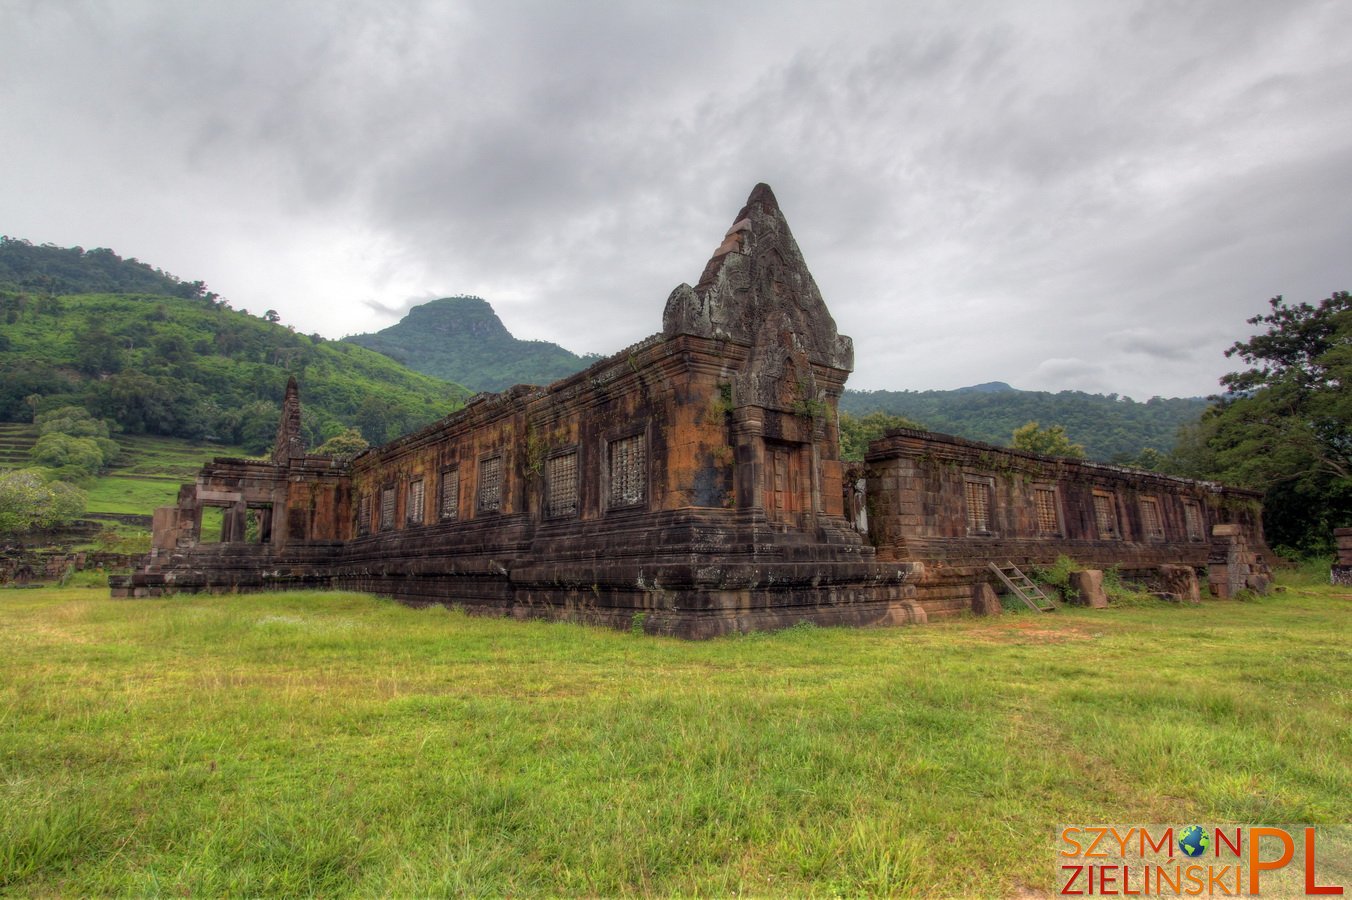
[
  {"x1": 272, "y1": 376, "x2": 307, "y2": 464},
  {"x1": 662, "y1": 183, "x2": 853, "y2": 372}
]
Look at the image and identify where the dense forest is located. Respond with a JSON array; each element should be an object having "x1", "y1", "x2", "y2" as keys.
[
  {"x1": 344, "y1": 296, "x2": 600, "y2": 393},
  {"x1": 0, "y1": 241, "x2": 470, "y2": 452},
  {"x1": 0, "y1": 236, "x2": 215, "y2": 300},
  {"x1": 840, "y1": 385, "x2": 1207, "y2": 463}
]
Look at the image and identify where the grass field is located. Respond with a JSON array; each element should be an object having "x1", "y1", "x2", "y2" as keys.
[
  {"x1": 87, "y1": 434, "x2": 244, "y2": 518},
  {"x1": 1, "y1": 571, "x2": 1348, "y2": 896}
]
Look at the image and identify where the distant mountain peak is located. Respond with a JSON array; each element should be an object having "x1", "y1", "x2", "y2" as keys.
[
  {"x1": 954, "y1": 381, "x2": 1015, "y2": 394},
  {"x1": 345, "y1": 296, "x2": 590, "y2": 393},
  {"x1": 403, "y1": 296, "x2": 513, "y2": 340}
]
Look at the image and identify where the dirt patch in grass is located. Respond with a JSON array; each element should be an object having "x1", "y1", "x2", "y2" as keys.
[{"x1": 969, "y1": 617, "x2": 1105, "y2": 644}]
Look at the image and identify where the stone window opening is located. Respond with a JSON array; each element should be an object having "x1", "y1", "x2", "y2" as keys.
[
  {"x1": 380, "y1": 484, "x2": 396, "y2": 531},
  {"x1": 1093, "y1": 491, "x2": 1119, "y2": 540},
  {"x1": 198, "y1": 505, "x2": 225, "y2": 544},
  {"x1": 964, "y1": 478, "x2": 994, "y2": 535},
  {"x1": 357, "y1": 493, "x2": 371, "y2": 536},
  {"x1": 1183, "y1": 500, "x2": 1204, "y2": 542},
  {"x1": 478, "y1": 455, "x2": 503, "y2": 513},
  {"x1": 608, "y1": 433, "x2": 646, "y2": 509},
  {"x1": 546, "y1": 449, "x2": 579, "y2": 518},
  {"x1": 407, "y1": 478, "x2": 425, "y2": 526},
  {"x1": 1139, "y1": 496, "x2": 1164, "y2": 540},
  {"x1": 1033, "y1": 486, "x2": 1061, "y2": 536},
  {"x1": 440, "y1": 467, "x2": 460, "y2": 521}
]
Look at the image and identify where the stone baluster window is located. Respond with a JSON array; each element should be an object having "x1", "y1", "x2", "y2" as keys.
[
  {"x1": 964, "y1": 478, "x2": 992, "y2": 534},
  {"x1": 1140, "y1": 496, "x2": 1164, "y2": 540},
  {"x1": 1034, "y1": 487, "x2": 1061, "y2": 535},
  {"x1": 379, "y1": 485, "x2": 396, "y2": 531},
  {"x1": 440, "y1": 467, "x2": 460, "y2": 521},
  {"x1": 357, "y1": 494, "x2": 370, "y2": 536},
  {"x1": 407, "y1": 478, "x2": 425, "y2": 525},
  {"x1": 478, "y1": 455, "x2": 503, "y2": 513},
  {"x1": 1183, "y1": 500, "x2": 1204, "y2": 541},
  {"x1": 1093, "y1": 491, "x2": 1118, "y2": 539},
  {"x1": 546, "y1": 450, "x2": 579, "y2": 517},
  {"x1": 608, "y1": 434, "x2": 646, "y2": 509}
]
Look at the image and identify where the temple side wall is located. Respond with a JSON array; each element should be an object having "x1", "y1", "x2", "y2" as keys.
[
  {"x1": 120, "y1": 334, "x2": 916, "y2": 637},
  {"x1": 865, "y1": 428, "x2": 1270, "y2": 615},
  {"x1": 341, "y1": 334, "x2": 851, "y2": 544}
]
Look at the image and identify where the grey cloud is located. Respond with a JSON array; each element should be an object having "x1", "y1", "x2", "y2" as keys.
[{"x1": 1, "y1": 0, "x2": 1349, "y2": 398}]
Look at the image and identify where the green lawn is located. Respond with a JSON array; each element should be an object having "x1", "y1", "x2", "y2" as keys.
[
  {"x1": 81, "y1": 474, "x2": 187, "y2": 517},
  {"x1": 1, "y1": 574, "x2": 1348, "y2": 896}
]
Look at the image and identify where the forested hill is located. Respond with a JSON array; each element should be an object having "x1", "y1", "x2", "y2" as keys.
[
  {"x1": 0, "y1": 290, "x2": 472, "y2": 452},
  {"x1": 840, "y1": 386, "x2": 1209, "y2": 462},
  {"x1": 0, "y1": 236, "x2": 214, "y2": 299},
  {"x1": 344, "y1": 296, "x2": 598, "y2": 393},
  {"x1": 0, "y1": 240, "x2": 474, "y2": 452}
]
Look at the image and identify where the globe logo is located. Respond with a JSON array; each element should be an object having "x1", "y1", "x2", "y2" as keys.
[{"x1": 1178, "y1": 825, "x2": 1211, "y2": 858}]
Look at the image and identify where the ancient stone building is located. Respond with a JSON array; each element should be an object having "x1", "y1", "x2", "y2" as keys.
[
  {"x1": 115, "y1": 185, "x2": 922, "y2": 637},
  {"x1": 114, "y1": 184, "x2": 1272, "y2": 633},
  {"x1": 864, "y1": 428, "x2": 1270, "y2": 613}
]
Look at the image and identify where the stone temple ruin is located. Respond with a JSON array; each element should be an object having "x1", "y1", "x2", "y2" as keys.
[{"x1": 113, "y1": 184, "x2": 1272, "y2": 635}]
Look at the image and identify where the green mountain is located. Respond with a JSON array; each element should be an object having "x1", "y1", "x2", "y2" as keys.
[
  {"x1": 344, "y1": 296, "x2": 596, "y2": 393},
  {"x1": 0, "y1": 241, "x2": 472, "y2": 452},
  {"x1": 0, "y1": 236, "x2": 215, "y2": 299},
  {"x1": 840, "y1": 387, "x2": 1209, "y2": 463}
]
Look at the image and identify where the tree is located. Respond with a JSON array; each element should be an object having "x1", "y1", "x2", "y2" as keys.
[
  {"x1": 1010, "y1": 421, "x2": 1086, "y2": 458},
  {"x1": 314, "y1": 427, "x2": 370, "y2": 458},
  {"x1": 0, "y1": 470, "x2": 86, "y2": 536},
  {"x1": 74, "y1": 328, "x2": 126, "y2": 376},
  {"x1": 1199, "y1": 291, "x2": 1351, "y2": 554},
  {"x1": 838, "y1": 411, "x2": 924, "y2": 461},
  {"x1": 30, "y1": 432, "x2": 106, "y2": 479},
  {"x1": 355, "y1": 396, "x2": 393, "y2": 445},
  {"x1": 36, "y1": 405, "x2": 109, "y2": 439}
]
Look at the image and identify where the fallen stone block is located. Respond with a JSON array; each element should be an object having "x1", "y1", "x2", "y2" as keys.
[
  {"x1": 971, "y1": 581, "x2": 1002, "y2": 616},
  {"x1": 1068, "y1": 569, "x2": 1108, "y2": 608}
]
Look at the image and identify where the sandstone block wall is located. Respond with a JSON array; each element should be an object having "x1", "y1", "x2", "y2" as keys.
[
  {"x1": 115, "y1": 184, "x2": 924, "y2": 637},
  {"x1": 1332, "y1": 527, "x2": 1352, "y2": 586},
  {"x1": 865, "y1": 428, "x2": 1270, "y2": 614}
]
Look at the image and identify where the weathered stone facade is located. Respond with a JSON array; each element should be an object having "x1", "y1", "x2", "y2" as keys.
[
  {"x1": 864, "y1": 428, "x2": 1270, "y2": 615},
  {"x1": 114, "y1": 185, "x2": 923, "y2": 637},
  {"x1": 114, "y1": 184, "x2": 1273, "y2": 633}
]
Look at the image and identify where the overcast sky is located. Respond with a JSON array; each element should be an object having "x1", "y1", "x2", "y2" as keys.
[{"x1": 3, "y1": 1, "x2": 1350, "y2": 397}]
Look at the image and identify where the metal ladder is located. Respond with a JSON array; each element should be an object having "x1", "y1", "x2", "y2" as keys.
[{"x1": 987, "y1": 561, "x2": 1055, "y2": 612}]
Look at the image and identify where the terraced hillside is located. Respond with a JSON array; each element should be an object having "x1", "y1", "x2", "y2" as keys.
[
  {"x1": 0, "y1": 423, "x2": 241, "y2": 529},
  {"x1": 0, "y1": 423, "x2": 34, "y2": 470},
  {"x1": 88, "y1": 434, "x2": 245, "y2": 523}
]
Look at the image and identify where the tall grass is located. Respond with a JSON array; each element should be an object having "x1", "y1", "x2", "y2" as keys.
[{"x1": 1, "y1": 577, "x2": 1348, "y2": 895}]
